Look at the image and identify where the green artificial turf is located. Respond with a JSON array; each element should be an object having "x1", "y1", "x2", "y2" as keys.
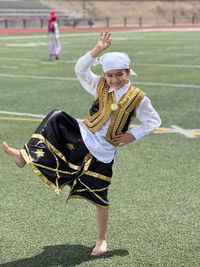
[{"x1": 0, "y1": 30, "x2": 200, "y2": 267}]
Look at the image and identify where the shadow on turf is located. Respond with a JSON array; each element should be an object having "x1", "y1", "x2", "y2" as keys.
[{"x1": 0, "y1": 244, "x2": 129, "y2": 266}]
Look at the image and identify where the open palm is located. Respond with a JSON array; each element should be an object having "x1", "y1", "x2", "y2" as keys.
[{"x1": 97, "y1": 32, "x2": 112, "y2": 50}]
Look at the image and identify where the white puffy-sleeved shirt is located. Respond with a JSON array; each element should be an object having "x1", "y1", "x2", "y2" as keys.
[{"x1": 75, "y1": 52, "x2": 161, "y2": 163}]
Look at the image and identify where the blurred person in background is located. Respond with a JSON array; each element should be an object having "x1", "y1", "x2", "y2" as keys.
[{"x1": 48, "y1": 10, "x2": 61, "y2": 60}]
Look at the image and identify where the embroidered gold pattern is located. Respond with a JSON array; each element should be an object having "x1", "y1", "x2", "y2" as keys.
[
  {"x1": 77, "y1": 178, "x2": 109, "y2": 205},
  {"x1": 34, "y1": 149, "x2": 45, "y2": 158},
  {"x1": 32, "y1": 133, "x2": 82, "y2": 171},
  {"x1": 106, "y1": 89, "x2": 145, "y2": 144},
  {"x1": 111, "y1": 87, "x2": 136, "y2": 111},
  {"x1": 22, "y1": 141, "x2": 111, "y2": 207},
  {"x1": 67, "y1": 153, "x2": 111, "y2": 206},
  {"x1": 69, "y1": 195, "x2": 109, "y2": 209},
  {"x1": 84, "y1": 76, "x2": 145, "y2": 146},
  {"x1": 66, "y1": 143, "x2": 75, "y2": 150},
  {"x1": 20, "y1": 146, "x2": 61, "y2": 194},
  {"x1": 83, "y1": 77, "x2": 113, "y2": 131},
  {"x1": 85, "y1": 170, "x2": 112, "y2": 183},
  {"x1": 110, "y1": 103, "x2": 118, "y2": 111}
]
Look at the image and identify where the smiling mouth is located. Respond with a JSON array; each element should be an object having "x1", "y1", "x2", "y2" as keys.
[{"x1": 112, "y1": 82, "x2": 121, "y2": 87}]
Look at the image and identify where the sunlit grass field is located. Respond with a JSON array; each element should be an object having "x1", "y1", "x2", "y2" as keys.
[{"x1": 0, "y1": 30, "x2": 200, "y2": 267}]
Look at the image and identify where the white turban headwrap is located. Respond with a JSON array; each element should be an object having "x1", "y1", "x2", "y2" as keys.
[{"x1": 99, "y1": 52, "x2": 137, "y2": 76}]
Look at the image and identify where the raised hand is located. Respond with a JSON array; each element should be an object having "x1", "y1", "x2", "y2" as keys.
[
  {"x1": 90, "y1": 31, "x2": 112, "y2": 58},
  {"x1": 97, "y1": 32, "x2": 112, "y2": 51}
]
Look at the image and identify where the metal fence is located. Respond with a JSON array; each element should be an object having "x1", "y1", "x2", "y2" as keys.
[
  {"x1": 0, "y1": 0, "x2": 199, "y2": 28},
  {"x1": 0, "y1": 14, "x2": 199, "y2": 29}
]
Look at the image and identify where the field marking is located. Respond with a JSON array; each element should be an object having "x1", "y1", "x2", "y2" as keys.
[
  {"x1": 135, "y1": 81, "x2": 200, "y2": 89},
  {"x1": 0, "y1": 111, "x2": 45, "y2": 118},
  {"x1": 154, "y1": 126, "x2": 200, "y2": 138},
  {"x1": 0, "y1": 57, "x2": 41, "y2": 62},
  {"x1": 0, "y1": 65, "x2": 19, "y2": 69},
  {"x1": 21, "y1": 63, "x2": 36, "y2": 67},
  {"x1": 6, "y1": 42, "x2": 46, "y2": 47},
  {"x1": 136, "y1": 63, "x2": 200, "y2": 69},
  {"x1": 0, "y1": 72, "x2": 199, "y2": 88},
  {"x1": 0, "y1": 56, "x2": 199, "y2": 69},
  {"x1": 0, "y1": 32, "x2": 100, "y2": 41},
  {"x1": 0, "y1": 57, "x2": 77, "y2": 64},
  {"x1": 135, "y1": 51, "x2": 199, "y2": 57},
  {"x1": 0, "y1": 28, "x2": 200, "y2": 41},
  {"x1": 0, "y1": 73, "x2": 76, "y2": 81},
  {"x1": 0, "y1": 111, "x2": 200, "y2": 138},
  {"x1": 0, "y1": 116, "x2": 42, "y2": 122}
]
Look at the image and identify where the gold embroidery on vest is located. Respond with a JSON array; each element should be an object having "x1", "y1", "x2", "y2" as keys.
[
  {"x1": 106, "y1": 88, "x2": 145, "y2": 144},
  {"x1": 83, "y1": 77, "x2": 145, "y2": 145},
  {"x1": 117, "y1": 91, "x2": 146, "y2": 135},
  {"x1": 83, "y1": 77, "x2": 113, "y2": 132},
  {"x1": 107, "y1": 91, "x2": 146, "y2": 144}
]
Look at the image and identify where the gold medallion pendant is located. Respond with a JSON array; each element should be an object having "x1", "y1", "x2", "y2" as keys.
[{"x1": 111, "y1": 103, "x2": 118, "y2": 111}]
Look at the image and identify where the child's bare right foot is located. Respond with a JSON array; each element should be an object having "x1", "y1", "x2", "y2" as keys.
[{"x1": 2, "y1": 141, "x2": 26, "y2": 168}]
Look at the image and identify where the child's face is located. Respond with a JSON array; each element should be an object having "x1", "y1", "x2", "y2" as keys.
[{"x1": 104, "y1": 69, "x2": 130, "y2": 90}]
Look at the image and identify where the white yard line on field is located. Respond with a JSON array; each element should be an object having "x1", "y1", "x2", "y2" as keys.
[
  {"x1": 135, "y1": 51, "x2": 198, "y2": 57},
  {"x1": 40, "y1": 60, "x2": 77, "y2": 65},
  {"x1": 0, "y1": 111, "x2": 44, "y2": 118},
  {"x1": 0, "y1": 56, "x2": 199, "y2": 69},
  {"x1": 0, "y1": 73, "x2": 76, "y2": 81},
  {"x1": 0, "y1": 57, "x2": 77, "y2": 64},
  {"x1": 0, "y1": 32, "x2": 99, "y2": 41},
  {"x1": 135, "y1": 63, "x2": 200, "y2": 69},
  {"x1": 134, "y1": 81, "x2": 200, "y2": 89},
  {"x1": 21, "y1": 63, "x2": 36, "y2": 67},
  {"x1": 0, "y1": 28, "x2": 200, "y2": 41},
  {"x1": 0, "y1": 65, "x2": 19, "y2": 69},
  {"x1": 0, "y1": 73, "x2": 199, "y2": 88},
  {"x1": 1, "y1": 111, "x2": 200, "y2": 138},
  {"x1": 5, "y1": 42, "x2": 46, "y2": 47},
  {"x1": 0, "y1": 57, "x2": 40, "y2": 62}
]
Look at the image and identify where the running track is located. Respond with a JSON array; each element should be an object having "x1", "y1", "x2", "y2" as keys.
[{"x1": 0, "y1": 25, "x2": 200, "y2": 34}]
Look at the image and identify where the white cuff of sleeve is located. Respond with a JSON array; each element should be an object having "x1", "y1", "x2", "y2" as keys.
[
  {"x1": 130, "y1": 127, "x2": 146, "y2": 140},
  {"x1": 86, "y1": 52, "x2": 99, "y2": 65}
]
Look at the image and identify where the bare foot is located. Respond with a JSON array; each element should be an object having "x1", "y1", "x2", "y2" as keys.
[
  {"x1": 91, "y1": 239, "x2": 108, "y2": 256},
  {"x1": 2, "y1": 141, "x2": 26, "y2": 168}
]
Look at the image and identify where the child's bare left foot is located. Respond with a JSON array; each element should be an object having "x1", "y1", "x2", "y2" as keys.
[
  {"x1": 2, "y1": 141, "x2": 26, "y2": 168},
  {"x1": 91, "y1": 239, "x2": 108, "y2": 256}
]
